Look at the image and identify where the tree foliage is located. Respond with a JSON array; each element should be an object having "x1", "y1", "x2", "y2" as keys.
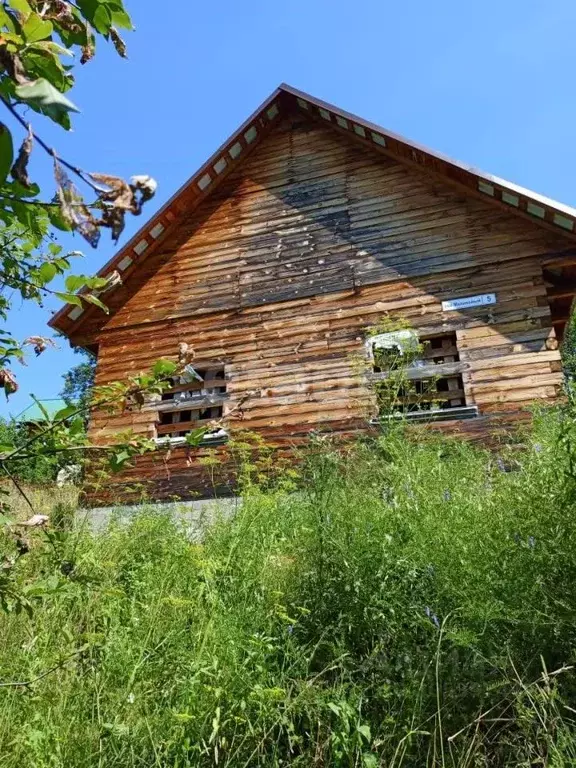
[
  {"x1": 0, "y1": 3, "x2": 225, "y2": 615},
  {"x1": 59, "y1": 347, "x2": 95, "y2": 416},
  {"x1": 0, "y1": 0, "x2": 157, "y2": 396}
]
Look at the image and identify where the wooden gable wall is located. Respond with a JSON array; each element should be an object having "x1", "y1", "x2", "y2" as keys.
[{"x1": 84, "y1": 112, "x2": 570, "y2": 503}]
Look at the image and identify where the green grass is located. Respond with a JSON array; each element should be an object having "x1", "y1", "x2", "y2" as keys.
[{"x1": 2, "y1": 409, "x2": 576, "y2": 766}]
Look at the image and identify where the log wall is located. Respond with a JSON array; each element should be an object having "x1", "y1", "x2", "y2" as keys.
[{"x1": 82, "y1": 113, "x2": 569, "y2": 504}]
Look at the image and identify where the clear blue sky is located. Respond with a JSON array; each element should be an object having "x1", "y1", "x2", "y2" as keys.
[{"x1": 4, "y1": 0, "x2": 576, "y2": 417}]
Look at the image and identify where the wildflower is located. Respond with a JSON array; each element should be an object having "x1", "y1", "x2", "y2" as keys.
[
  {"x1": 528, "y1": 536, "x2": 536, "y2": 549},
  {"x1": 443, "y1": 489, "x2": 451, "y2": 501},
  {"x1": 534, "y1": 443, "x2": 543, "y2": 453},
  {"x1": 287, "y1": 625, "x2": 294, "y2": 635},
  {"x1": 127, "y1": 693, "x2": 135, "y2": 704}
]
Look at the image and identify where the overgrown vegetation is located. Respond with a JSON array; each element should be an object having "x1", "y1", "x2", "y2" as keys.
[{"x1": 1, "y1": 409, "x2": 576, "y2": 765}]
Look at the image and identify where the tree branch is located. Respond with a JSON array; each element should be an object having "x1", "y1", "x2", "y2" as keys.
[
  {"x1": 1, "y1": 461, "x2": 35, "y2": 512},
  {"x1": 0, "y1": 95, "x2": 108, "y2": 195},
  {"x1": 0, "y1": 194, "x2": 100, "y2": 209},
  {"x1": 0, "y1": 648, "x2": 86, "y2": 688}
]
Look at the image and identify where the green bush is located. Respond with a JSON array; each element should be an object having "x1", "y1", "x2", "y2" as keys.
[
  {"x1": 1, "y1": 408, "x2": 576, "y2": 765},
  {"x1": 0, "y1": 418, "x2": 62, "y2": 485}
]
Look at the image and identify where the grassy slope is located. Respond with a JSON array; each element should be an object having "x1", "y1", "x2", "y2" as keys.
[{"x1": 1, "y1": 411, "x2": 576, "y2": 766}]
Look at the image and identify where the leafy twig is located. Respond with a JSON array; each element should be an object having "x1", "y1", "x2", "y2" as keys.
[{"x1": 0, "y1": 648, "x2": 86, "y2": 688}]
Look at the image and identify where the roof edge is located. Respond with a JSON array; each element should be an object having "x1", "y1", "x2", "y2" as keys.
[{"x1": 50, "y1": 83, "x2": 576, "y2": 340}]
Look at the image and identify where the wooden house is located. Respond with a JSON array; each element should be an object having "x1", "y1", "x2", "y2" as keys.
[{"x1": 49, "y1": 84, "x2": 576, "y2": 504}]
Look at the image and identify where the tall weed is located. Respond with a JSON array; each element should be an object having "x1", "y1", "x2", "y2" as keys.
[{"x1": 1, "y1": 409, "x2": 576, "y2": 765}]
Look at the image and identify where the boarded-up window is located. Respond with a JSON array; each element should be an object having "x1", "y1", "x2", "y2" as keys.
[
  {"x1": 368, "y1": 331, "x2": 473, "y2": 418},
  {"x1": 154, "y1": 365, "x2": 228, "y2": 441}
]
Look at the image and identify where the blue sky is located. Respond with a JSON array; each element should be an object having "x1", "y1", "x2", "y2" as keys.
[{"x1": 4, "y1": 0, "x2": 576, "y2": 417}]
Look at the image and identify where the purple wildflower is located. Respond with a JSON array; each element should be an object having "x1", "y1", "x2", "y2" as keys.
[
  {"x1": 496, "y1": 457, "x2": 507, "y2": 473},
  {"x1": 528, "y1": 536, "x2": 536, "y2": 549},
  {"x1": 534, "y1": 443, "x2": 543, "y2": 454},
  {"x1": 287, "y1": 625, "x2": 294, "y2": 635},
  {"x1": 443, "y1": 489, "x2": 452, "y2": 502}
]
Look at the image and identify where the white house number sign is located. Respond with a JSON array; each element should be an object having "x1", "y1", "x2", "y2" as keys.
[{"x1": 441, "y1": 293, "x2": 497, "y2": 312}]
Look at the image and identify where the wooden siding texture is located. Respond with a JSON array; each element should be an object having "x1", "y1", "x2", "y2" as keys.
[{"x1": 83, "y1": 113, "x2": 569, "y2": 504}]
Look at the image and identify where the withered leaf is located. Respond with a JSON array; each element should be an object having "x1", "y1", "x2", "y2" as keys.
[
  {"x1": 49, "y1": 0, "x2": 75, "y2": 21},
  {"x1": 100, "y1": 270, "x2": 122, "y2": 293},
  {"x1": 90, "y1": 172, "x2": 135, "y2": 210},
  {"x1": 110, "y1": 27, "x2": 127, "y2": 58},
  {"x1": 11, "y1": 125, "x2": 33, "y2": 188},
  {"x1": 0, "y1": 46, "x2": 30, "y2": 87},
  {"x1": 0, "y1": 369, "x2": 18, "y2": 398},
  {"x1": 100, "y1": 206, "x2": 126, "y2": 242},
  {"x1": 80, "y1": 42, "x2": 94, "y2": 65},
  {"x1": 17, "y1": 514, "x2": 49, "y2": 528},
  {"x1": 80, "y1": 21, "x2": 94, "y2": 64},
  {"x1": 24, "y1": 335, "x2": 57, "y2": 356},
  {"x1": 54, "y1": 158, "x2": 101, "y2": 248}
]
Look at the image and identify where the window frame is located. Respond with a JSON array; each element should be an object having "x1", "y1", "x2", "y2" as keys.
[
  {"x1": 149, "y1": 364, "x2": 230, "y2": 446},
  {"x1": 366, "y1": 330, "x2": 478, "y2": 422}
]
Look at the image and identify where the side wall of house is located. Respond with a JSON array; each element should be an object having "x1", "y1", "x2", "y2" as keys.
[{"x1": 83, "y1": 114, "x2": 568, "y2": 504}]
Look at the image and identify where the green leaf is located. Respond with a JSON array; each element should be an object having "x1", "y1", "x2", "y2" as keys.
[
  {"x1": 357, "y1": 724, "x2": 371, "y2": 741},
  {"x1": 28, "y1": 40, "x2": 73, "y2": 57},
  {"x1": 38, "y1": 261, "x2": 57, "y2": 284},
  {"x1": 55, "y1": 292, "x2": 83, "y2": 307},
  {"x1": 7, "y1": 0, "x2": 32, "y2": 15},
  {"x1": 0, "y1": 8, "x2": 17, "y2": 31},
  {"x1": 108, "y1": 3, "x2": 133, "y2": 30},
  {"x1": 152, "y1": 359, "x2": 178, "y2": 377},
  {"x1": 65, "y1": 274, "x2": 87, "y2": 292},
  {"x1": 82, "y1": 294, "x2": 109, "y2": 313},
  {"x1": 185, "y1": 428, "x2": 208, "y2": 447},
  {"x1": 0, "y1": 444, "x2": 16, "y2": 455},
  {"x1": 109, "y1": 449, "x2": 131, "y2": 472},
  {"x1": 22, "y1": 13, "x2": 53, "y2": 42},
  {"x1": 92, "y1": 4, "x2": 112, "y2": 34},
  {"x1": 54, "y1": 404, "x2": 78, "y2": 421},
  {"x1": 77, "y1": 0, "x2": 112, "y2": 34},
  {"x1": 69, "y1": 417, "x2": 85, "y2": 435},
  {"x1": 47, "y1": 205, "x2": 72, "y2": 231},
  {"x1": 0, "y1": 124, "x2": 13, "y2": 187},
  {"x1": 15, "y1": 78, "x2": 79, "y2": 128},
  {"x1": 83, "y1": 276, "x2": 109, "y2": 289}
]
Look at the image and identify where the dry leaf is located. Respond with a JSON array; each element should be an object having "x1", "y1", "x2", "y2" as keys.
[
  {"x1": 110, "y1": 27, "x2": 127, "y2": 58},
  {"x1": 0, "y1": 47, "x2": 31, "y2": 86},
  {"x1": 100, "y1": 270, "x2": 122, "y2": 293},
  {"x1": 11, "y1": 125, "x2": 33, "y2": 188},
  {"x1": 23, "y1": 336, "x2": 57, "y2": 356},
  {"x1": 18, "y1": 514, "x2": 49, "y2": 528},
  {"x1": 54, "y1": 158, "x2": 101, "y2": 248},
  {"x1": 0, "y1": 369, "x2": 18, "y2": 398}
]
